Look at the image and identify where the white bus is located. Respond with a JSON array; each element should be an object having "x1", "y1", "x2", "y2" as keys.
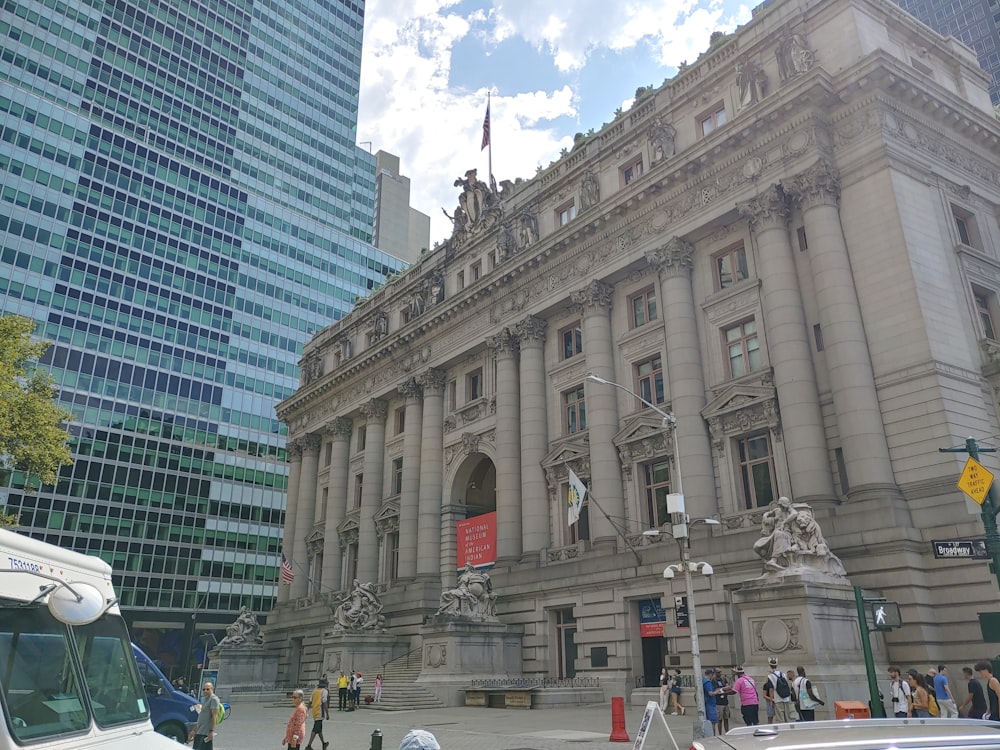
[{"x1": 0, "y1": 528, "x2": 177, "y2": 748}]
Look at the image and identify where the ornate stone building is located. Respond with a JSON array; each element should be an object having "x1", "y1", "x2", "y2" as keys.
[{"x1": 269, "y1": 0, "x2": 1000, "y2": 692}]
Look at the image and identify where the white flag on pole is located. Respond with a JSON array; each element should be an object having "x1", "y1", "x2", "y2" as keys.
[{"x1": 567, "y1": 469, "x2": 587, "y2": 526}]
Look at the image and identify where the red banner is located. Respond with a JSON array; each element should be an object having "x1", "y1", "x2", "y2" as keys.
[
  {"x1": 456, "y1": 512, "x2": 497, "y2": 568},
  {"x1": 640, "y1": 622, "x2": 665, "y2": 638}
]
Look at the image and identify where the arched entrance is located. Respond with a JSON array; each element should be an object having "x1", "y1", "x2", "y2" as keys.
[
  {"x1": 451, "y1": 452, "x2": 497, "y2": 517},
  {"x1": 444, "y1": 453, "x2": 497, "y2": 582}
]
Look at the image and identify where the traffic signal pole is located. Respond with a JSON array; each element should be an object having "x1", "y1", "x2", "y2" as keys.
[{"x1": 939, "y1": 437, "x2": 1000, "y2": 595}]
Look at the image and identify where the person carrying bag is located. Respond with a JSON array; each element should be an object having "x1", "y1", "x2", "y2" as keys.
[{"x1": 793, "y1": 666, "x2": 824, "y2": 721}]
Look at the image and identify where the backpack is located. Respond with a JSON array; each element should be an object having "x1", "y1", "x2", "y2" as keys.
[
  {"x1": 927, "y1": 692, "x2": 940, "y2": 716},
  {"x1": 774, "y1": 671, "x2": 791, "y2": 699},
  {"x1": 215, "y1": 697, "x2": 227, "y2": 725}
]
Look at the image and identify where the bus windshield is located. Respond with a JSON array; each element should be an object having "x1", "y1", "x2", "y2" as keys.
[{"x1": 0, "y1": 606, "x2": 148, "y2": 742}]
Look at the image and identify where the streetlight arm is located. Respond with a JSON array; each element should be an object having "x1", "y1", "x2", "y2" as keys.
[{"x1": 585, "y1": 373, "x2": 676, "y2": 425}]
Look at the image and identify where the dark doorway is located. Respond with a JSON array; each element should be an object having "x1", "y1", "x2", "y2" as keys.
[{"x1": 642, "y1": 636, "x2": 665, "y2": 688}]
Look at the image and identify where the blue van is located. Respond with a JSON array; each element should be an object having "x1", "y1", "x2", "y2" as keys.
[{"x1": 132, "y1": 644, "x2": 231, "y2": 742}]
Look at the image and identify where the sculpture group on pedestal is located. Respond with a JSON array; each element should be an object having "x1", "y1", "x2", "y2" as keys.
[
  {"x1": 436, "y1": 562, "x2": 499, "y2": 622},
  {"x1": 218, "y1": 606, "x2": 264, "y2": 647},
  {"x1": 333, "y1": 579, "x2": 385, "y2": 631},
  {"x1": 752, "y1": 497, "x2": 846, "y2": 578}
]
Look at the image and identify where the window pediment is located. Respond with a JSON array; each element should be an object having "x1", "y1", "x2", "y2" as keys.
[
  {"x1": 612, "y1": 411, "x2": 673, "y2": 480},
  {"x1": 701, "y1": 376, "x2": 779, "y2": 451},
  {"x1": 542, "y1": 435, "x2": 591, "y2": 490}
]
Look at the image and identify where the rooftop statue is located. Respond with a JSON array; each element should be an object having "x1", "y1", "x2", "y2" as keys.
[{"x1": 752, "y1": 497, "x2": 846, "y2": 579}]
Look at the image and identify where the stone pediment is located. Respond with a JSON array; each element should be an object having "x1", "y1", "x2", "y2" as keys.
[
  {"x1": 612, "y1": 411, "x2": 674, "y2": 480},
  {"x1": 701, "y1": 379, "x2": 780, "y2": 451},
  {"x1": 541, "y1": 435, "x2": 591, "y2": 491},
  {"x1": 374, "y1": 499, "x2": 400, "y2": 537}
]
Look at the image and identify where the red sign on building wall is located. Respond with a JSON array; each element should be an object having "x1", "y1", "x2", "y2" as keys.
[{"x1": 456, "y1": 512, "x2": 497, "y2": 568}]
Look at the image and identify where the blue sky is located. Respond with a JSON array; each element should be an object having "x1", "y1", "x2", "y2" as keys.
[{"x1": 358, "y1": 0, "x2": 754, "y2": 244}]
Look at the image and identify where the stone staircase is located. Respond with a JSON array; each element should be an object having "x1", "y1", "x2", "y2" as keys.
[{"x1": 361, "y1": 652, "x2": 444, "y2": 711}]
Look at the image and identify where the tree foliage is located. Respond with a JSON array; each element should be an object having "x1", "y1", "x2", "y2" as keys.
[{"x1": 0, "y1": 315, "x2": 73, "y2": 495}]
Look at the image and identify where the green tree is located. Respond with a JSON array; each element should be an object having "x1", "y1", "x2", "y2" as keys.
[{"x1": 0, "y1": 315, "x2": 73, "y2": 521}]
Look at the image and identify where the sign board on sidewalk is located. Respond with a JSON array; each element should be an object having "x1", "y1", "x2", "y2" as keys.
[
  {"x1": 957, "y1": 457, "x2": 994, "y2": 505},
  {"x1": 632, "y1": 701, "x2": 679, "y2": 750},
  {"x1": 932, "y1": 539, "x2": 989, "y2": 560}
]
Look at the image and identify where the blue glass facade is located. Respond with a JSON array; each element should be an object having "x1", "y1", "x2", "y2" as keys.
[
  {"x1": 892, "y1": 0, "x2": 1000, "y2": 105},
  {"x1": 0, "y1": 0, "x2": 403, "y2": 670}
]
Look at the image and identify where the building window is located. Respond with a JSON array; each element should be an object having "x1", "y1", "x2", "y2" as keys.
[
  {"x1": 714, "y1": 244, "x2": 748, "y2": 289},
  {"x1": 620, "y1": 157, "x2": 643, "y2": 187},
  {"x1": 466, "y1": 368, "x2": 482, "y2": 401},
  {"x1": 471, "y1": 260, "x2": 482, "y2": 281},
  {"x1": 325, "y1": 442, "x2": 333, "y2": 466},
  {"x1": 391, "y1": 457, "x2": 403, "y2": 495},
  {"x1": 557, "y1": 201, "x2": 577, "y2": 226},
  {"x1": 629, "y1": 287, "x2": 658, "y2": 328},
  {"x1": 387, "y1": 532, "x2": 399, "y2": 581},
  {"x1": 725, "y1": 319, "x2": 761, "y2": 378},
  {"x1": 699, "y1": 103, "x2": 727, "y2": 136},
  {"x1": 635, "y1": 355, "x2": 665, "y2": 406},
  {"x1": 354, "y1": 473, "x2": 364, "y2": 508},
  {"x1": 796, "y1": 226, "x2": 808, "y2": 252},
  {"x1": 975, "y1": 289, "x2": 997, "y2": 340},
  {"x1": 401, "y1": 308, "x2": 412, "y2": 325},
  {"x1": 737, "y1": 433, "x2": 776, "y2": 510},
  {"x1": 457, "y1": 270, "x2": 465, "y2": 290},
  {"x1": 643, "y1": 460, "x2": 672, "y2": 527},
  {"x1": 563, "y1": 386, "x2": 587, "y2": 434},
  {"x1": 561, "y1": 323, "x2": 583, "y2": 360},
  {"x1": 394, "y1": 406, "x2": 406, "y2": 435},
  {"x1": 356, "y1": 426, "x2": 367, "y2": 452},
  {"x1": 953, "y1": 205, "x2": 982, "y2": 249}
]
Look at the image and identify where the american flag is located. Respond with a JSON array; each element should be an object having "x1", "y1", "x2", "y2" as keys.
[
  {"x1": 279, "y1": 552, "x2": 294, "y2": 585},
  {"x1": 481, "y1": 101, "x2": 490, "y2": 151}
]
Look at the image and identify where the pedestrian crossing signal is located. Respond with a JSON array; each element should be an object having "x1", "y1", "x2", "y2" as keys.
[{"x1": 871, "y1": 601, "x2": 901, "y2": 630}]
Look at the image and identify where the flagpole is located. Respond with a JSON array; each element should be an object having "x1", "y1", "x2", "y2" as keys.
[{"x1": 487, "y1": 91, "x2": 493, "y2": 190}]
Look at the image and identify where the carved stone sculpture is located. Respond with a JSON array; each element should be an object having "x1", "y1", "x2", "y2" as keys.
[
  {"x1": 736, "y1": 58, "x2": 767, "y2": 108},
  {"x1": 580, "y1": 170, "x2": 600, "y2": 210},
  {"x1": 776, "y1": 31, "x2": 814, "y2": 82},
  {"x1": 218, "y1": 606, "x2": 264, "y2": 647},
  {"x1": 436, "y1": 562, "x2": 499, "y2": 622},
  {"x1": 333, "y1": 579, "x2": 385, "y2": 631},
  {"x1": 648, "y1": 116, "x2": 677, "y2": 163},
  {"x1": 752, "y1": 497, "x2": 846, "y2": 578}
]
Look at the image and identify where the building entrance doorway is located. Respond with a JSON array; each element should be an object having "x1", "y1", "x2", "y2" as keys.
[
  {"x1": 641, "y1": 636, "x2": 665, "y2": 688},
  {"x1": 554, "y1": 609, "x2": 576, "y2": 679}
]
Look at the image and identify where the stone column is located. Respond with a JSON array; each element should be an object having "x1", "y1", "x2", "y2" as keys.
[
  {"x1": 417, "y1": 368, "x2": 446, "y2": 579},
  {"x1": 397, "y1": 378, "x2": 423, "y2": 577},
  {"x1": 785, "y1": 162, "x2": 897, "y2": 498},
  {"x1": 289, "y1": 433, "x2": 321, "y2": 599},
  {"x1": 737, "y1": 186, "x2": 835, "y2": 501},
  {"x1": 321, "y1": 416, "x2": 352, "y2": 593},
  {"x1": 572, "y1": 280, "x2": 625, "y2": 544},
  {"x1": 356, "y1": 398, "x2": 387, "y2": 583},
  {"x1": 490, "y1": 328, "x2": 522, "y2": 561},
  {"x1": 646, "y1": 238, "x2": 717, "y2": 519},
  {"x1": 277, "y1": 439, "x2": 302, "y2": 604},
  {"x1": 516, "y1": 315, "x2": 549, "y2": 554}
]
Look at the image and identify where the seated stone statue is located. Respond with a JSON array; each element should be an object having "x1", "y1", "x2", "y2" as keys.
[
  {"x1": 753, "y1": 497, "x2": 846, "y2": 578},
  {"x1": 218, "y1": 605, "x2": 264, "y2": 647},
  {"x1": 333, "y1": 579, "x2": 385, "y2": 631},
  {"x1": 436, "y1": 562, "x2": 499, "y2": 621}
]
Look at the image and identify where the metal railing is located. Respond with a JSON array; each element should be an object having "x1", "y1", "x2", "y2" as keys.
[
  {"x1": 468, "y1": 676, "x2": 600, "y2": 689},
  {"x1": 381, "y1": 646, "x2": 422, "y2": 673}
]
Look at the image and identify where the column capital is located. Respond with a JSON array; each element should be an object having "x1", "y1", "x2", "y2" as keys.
[
  {"x1": 646, "y1": 237, "x2": 694, "y2": 279},
  {"x1": 299, "y1": 432, "x2": 322, "y2": 454},
  {"x1": 398, "y1": 377, "x2": 423, "y2": 401},
  {"x1": 571, "y1": 280, "x2": 613, "y2": 314},
  {"x1": 515, "y1": 315, "x2": 547, "y2": 345},
  {"x1": 488, "y1": 327, "x2": 519, "y2": 357},
  {"x1": 327, "y1": 416, "x2": 353, "y2": 440},
  {"x1": 360, "y1": 398, "x2": 388, "y2": 423},
  {"x1": 785, "y1": 160, "x2": 840, "y2": 208},
  {"x1": 419, "y1": 367, "x2": 447, "y2": 394},
  {"x1": 286, "y1": 438, "x2": 304, "y2": 461},
  {"x1": 736, "y1": 185, "x2": 789, "y2": 231}
]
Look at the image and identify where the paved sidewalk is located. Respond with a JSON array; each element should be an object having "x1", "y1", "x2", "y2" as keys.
[{"x1": 210, "y1": 700, "x2": 701, "y2": 750}]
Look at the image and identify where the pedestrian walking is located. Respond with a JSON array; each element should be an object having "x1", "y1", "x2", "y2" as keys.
[
  {"x1": 933, "y1": 665, "x2": 959, "y2": 718},
  {"x1": 283, "y1": 689, "x2": 308, "y2": 750},
  {"x1": 907, "y1": 670, "x2": 931, "y2": 718},
  {"x1": 348, "y1": 671, "x2": 357, "y2": 711},
  {"x1": 669, "y1": 669, "x2": 685, "y2": 715},
  {"x1": 188, "y1": 682, "x2": 220, "y2": 749},
  {"x1": 976, "y1": 661, "x2": 1000, "y2": 721},
  {"x1": 887, "y1": 666, "x2": 911, "y2": 717},
  {"x1": 960, "y1": 666, "x2": 988, "y2": 719},
  {"x1": 732, "y1": 666, "x2": 760, "y2": 726},
  {"x1": 305, "y1": 677, "x2": 329, "y2": 750},
  {"x1": 792, "y1": 666, "x2": 824, "y2": 721},
  {"x1": 765, "y1": 658, "x2": 793, "y2": 723},
  {"x1": 375, "y1": 673, "x2": 383, "y2": 703}
]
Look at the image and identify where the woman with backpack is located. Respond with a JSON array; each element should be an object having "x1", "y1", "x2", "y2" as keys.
[
  {"x1": 669, "y1": 669, "x2": 686, "y2": 715},
  {"x1": 793, "y1": 666, "x2": 825, "y2": 721},
  {"x1": 907, "y1": 670, "x2": 931, "y2": 717}
]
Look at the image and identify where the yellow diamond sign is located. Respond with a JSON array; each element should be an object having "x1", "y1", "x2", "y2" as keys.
[{"x1": 958, "y1": 457, "x2": 994, "y2": 505}]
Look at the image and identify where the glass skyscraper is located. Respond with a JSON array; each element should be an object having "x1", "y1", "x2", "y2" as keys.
[
  {"x1": 0, "y1": 0, "x2": 403, "y2": 677},
  {"x1": 892, "y1": 0, "x2": 1000, "y2": 105}
]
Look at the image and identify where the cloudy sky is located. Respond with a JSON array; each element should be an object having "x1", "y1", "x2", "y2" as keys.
[{"x1": 357, "y1": 0, "x2": 754, "y2": 246}]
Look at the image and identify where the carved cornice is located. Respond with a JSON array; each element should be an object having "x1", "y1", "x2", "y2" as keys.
[
  {"x1": 360, "y1": 398, "x2": 388, "y2": 423},
  {"x1": 571, "y1": 280, "x2": 613, "y2": 314},
  {"x1": 515, "y1": 315, "x2": 547, "y2": 345},
  {"x1": 646, "y1": 237, "x2": 694, "y2": 279},
  {"x1": 420, "y1": 367, "x2": 447, "y2": 394},
  {"x1": 398, "y1": 377, "x2": 423, "y2": 401},
  {"x1": 488, "y1": 327, "x2": 519, "y2": 357},
  {"x1": 327, "y1": 416, "x2": 353, "y2": 440},
  {"x1": 785, "y1": 160, "x2": 840, "y2": 208},
  {"x1": 736, "y1": 185, "x2": 789, "y2": 231}
]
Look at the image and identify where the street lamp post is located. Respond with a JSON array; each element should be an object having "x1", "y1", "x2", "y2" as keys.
[{"x1": 585, "y1": 373, "x2": 715, "y2": 739}]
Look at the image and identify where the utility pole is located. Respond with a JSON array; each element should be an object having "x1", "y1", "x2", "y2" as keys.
[{"x1": 939, "y1": 437, "x2": 1000, "y2": 594}]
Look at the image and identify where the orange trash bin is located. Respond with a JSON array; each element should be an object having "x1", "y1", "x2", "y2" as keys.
[{"x1": 834, "y1": 701, "x2": 870, "y2": 719}]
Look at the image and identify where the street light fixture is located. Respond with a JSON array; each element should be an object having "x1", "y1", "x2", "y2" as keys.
[{"x1": 586, "y1": 372, "x2": 715, "y2": 739}]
